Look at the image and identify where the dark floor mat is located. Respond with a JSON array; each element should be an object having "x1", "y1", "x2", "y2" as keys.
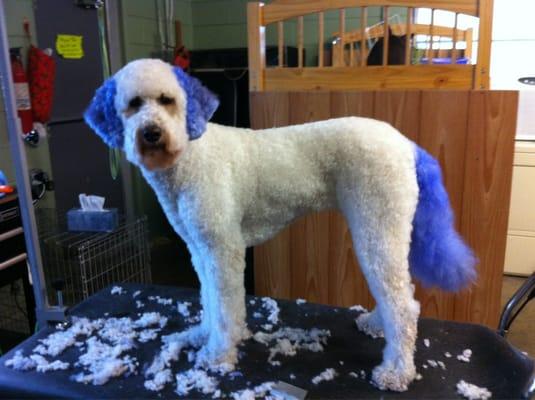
[{"x1": 0, "y1": 283, "x2": 533, "y2": 399}]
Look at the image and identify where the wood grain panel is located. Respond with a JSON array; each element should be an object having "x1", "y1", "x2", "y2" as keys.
[
  {"x1": 382, "y1": 6, "x2": 389, "y2": 66},
  {"x1": 288, "y1": 92, "x2": 331, "y2": 124},
  {"x1": 373, "y1": 91, "x2": 421, "y2": 141},
  {"x1": 249, "y1": 92, "x2": 290, "y2": 129},
  {"x1": 456, "y1": 91, "x2": 518, "y2": 325},
  {"x1": 330, "y1": 92, "x2": 375, "y2": 118},
  {"x1": 474, "y1": 0, "x2": 493, "y2": 89},
  {"x1": 263, "y1": 65, "x2": 475, "y2": 92},
  {"x1": 415, "y1": 91, "x2": 470, "y2": 319},
  {"x1": 254, "y1": 226, "x2": 292, "y2": 299},
  {"x1": 419, "y1": 91, "x2": 469, "y2": 228},
  {"x1": 247, "y1": 3, "x2": 265, "y2": 91},
  {"x1": 290, "y1": 213, "x2": 331, "y2": 303},
  {"x1": 318, "y1": 12, "x2": 324, "y2": 67}
]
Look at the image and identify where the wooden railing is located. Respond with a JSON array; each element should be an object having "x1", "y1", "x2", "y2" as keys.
[
  {"x1": 247, "y1": 0, "x2": 493, "y2": 91},
  {"x1": 331, "y1": 21, "x2": 473, "y2": 67}
]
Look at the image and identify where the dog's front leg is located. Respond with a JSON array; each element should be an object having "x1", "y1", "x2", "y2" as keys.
[{"x1": 190, "y1": 240, "x2": 249, "y2": 372}]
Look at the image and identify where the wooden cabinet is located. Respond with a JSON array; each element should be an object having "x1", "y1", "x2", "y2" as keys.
[{"x1": 504, "y1": 141, "x2": 535, "y2": 276}]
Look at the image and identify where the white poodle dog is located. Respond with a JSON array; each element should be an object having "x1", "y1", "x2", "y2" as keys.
[{"x1": 85, "y1": 58, "x2": 476, "y2": 392}]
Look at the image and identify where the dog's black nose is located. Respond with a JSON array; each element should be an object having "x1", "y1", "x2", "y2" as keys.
[{"x1": 142, "y1": 125, "x2": 162, "y2": 143}]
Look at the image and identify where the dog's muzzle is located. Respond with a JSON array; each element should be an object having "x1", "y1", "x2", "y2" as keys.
[
  {"x1": 140, "y1": 124, "x2": 162, "y2": 144},
  {"x1": 135, "y1": 122, "x2": 181, "y2": 170}
]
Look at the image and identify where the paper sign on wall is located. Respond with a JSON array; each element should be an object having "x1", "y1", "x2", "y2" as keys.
[{"x1": 55, "y1": 34, "x2": 84, "y2": 59}]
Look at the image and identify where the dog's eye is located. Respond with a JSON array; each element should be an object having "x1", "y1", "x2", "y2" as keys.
[
  {"x1": 128, "y1": 96, "x2": 143, "y2": 109},
  {"x1": 158, "y1": 94, "x2": 175, "y2": 106}
]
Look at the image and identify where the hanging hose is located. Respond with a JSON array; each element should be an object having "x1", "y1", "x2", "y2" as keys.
[
  {"x1": 167, "y1": 0, "x2": 174, "y2": 53},
  {"x1": 108, "y1": 148, "x2": 121, "y2": 181},
  {"x1": 96, "y1": 4, "x2": 120, "y2": 180},
  {"x1": 222, "y1": 69, "x2": 248, "y2": 127},
  {"x1": 156, "y1": 0, "x2": 175, "y2": 61},
  {"x1": 156, "y1": 0, "x2": 165, "y2": 56}
]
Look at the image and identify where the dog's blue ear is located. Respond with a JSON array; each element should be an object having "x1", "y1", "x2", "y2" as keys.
[
  {"x1": 173, "y1": 67, "x2": 219, "y2": 140},
  {"x1": 84, "y1": 78, "x2": 124, "y2": 148}
]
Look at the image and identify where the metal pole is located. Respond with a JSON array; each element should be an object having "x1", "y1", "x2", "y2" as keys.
[
  {"x1": 0, "y1": 0, "x2": 65, "y2": 326},
  {"x1": 104, "y1": 0, "x2": 135, "y2": 222}
]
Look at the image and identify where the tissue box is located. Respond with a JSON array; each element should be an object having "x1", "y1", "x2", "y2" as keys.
[{"x1": 67, "y1": 208, "x2": 119, "y2": 232}]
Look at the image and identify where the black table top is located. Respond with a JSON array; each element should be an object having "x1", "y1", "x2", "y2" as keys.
[{"x1": 0, "y1": 283, "x2": 533, "y2": 399}]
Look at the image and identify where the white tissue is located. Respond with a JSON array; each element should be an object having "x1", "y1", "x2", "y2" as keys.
[{"x1": 79, "y1": 194, "x2": 105, "y2": 211}]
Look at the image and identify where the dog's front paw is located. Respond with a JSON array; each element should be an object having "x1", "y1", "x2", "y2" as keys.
[
  {"x1": 194, "y1": 341, "x2": 238, "y2": 374},
  {"x1": 371, "y1": 360, "x2": 416, "y2": 392},
  {"x1": 193, "y1": 325, "x2": 251, "y2": 373},
  {"x1": 355, "y1": 311, "x2": 384, "y2": 338}
]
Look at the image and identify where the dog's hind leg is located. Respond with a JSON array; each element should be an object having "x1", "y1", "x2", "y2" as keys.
[
  {"x1": 339, "y1": 173, "x2": 420, "y2": 391},
  {"x1": 347, "y1": 211, "x2": 419, "y2": 391},
  {"x1": 355, "y1": 307, "x2": 384, "y2": 338}
]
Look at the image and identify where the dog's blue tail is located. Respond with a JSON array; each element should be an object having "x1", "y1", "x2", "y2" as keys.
[{"x1": 409, "y1": 146, "x2": 477, "y2": 291}]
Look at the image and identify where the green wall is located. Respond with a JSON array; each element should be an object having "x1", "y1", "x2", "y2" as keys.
[
  {"x1": 121, "y1": 0, "x2": 194, "y2": 62},
  {"x1": 0, "y1": 0, "x2": 55, "y2": 208}
]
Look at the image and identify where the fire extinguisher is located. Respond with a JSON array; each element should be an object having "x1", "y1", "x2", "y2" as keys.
[{"x1": 10, "y1": 47, "x2": 34, "y2": 136}]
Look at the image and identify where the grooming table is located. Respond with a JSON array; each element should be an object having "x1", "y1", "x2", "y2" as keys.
[{"x1": 0, "y1": 283, "x2": 533, "y2": 399}]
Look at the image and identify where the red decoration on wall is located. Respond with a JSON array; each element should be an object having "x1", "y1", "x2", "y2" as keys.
[
  {"x1": 28, "y1": 46, "x2": 56, "y2": 123},
  {"x1": 10, "y1": 47, "x2": 34, "y2": 135}
]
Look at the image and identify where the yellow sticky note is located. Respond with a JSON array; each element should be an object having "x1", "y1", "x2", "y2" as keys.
[{"x1": 56, "y1": 34, "x2": 84, "y2": 59}]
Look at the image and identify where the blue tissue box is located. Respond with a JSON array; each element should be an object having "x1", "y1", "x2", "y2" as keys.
[{"x1": 67, "y1": 208, "x2": 119, "y2": 232}]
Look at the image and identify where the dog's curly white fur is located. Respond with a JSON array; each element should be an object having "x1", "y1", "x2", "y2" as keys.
[{"x1": 85, "y1": 59, "x2": 476, "y2": 392}]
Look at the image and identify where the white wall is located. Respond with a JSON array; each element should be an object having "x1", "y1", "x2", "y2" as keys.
[
  {"x1": 491, "y1": 0, "x2": 535, "y2": 90},
  {"x1": 491, "y1": 0, "x2": 535, "y2": 140}
]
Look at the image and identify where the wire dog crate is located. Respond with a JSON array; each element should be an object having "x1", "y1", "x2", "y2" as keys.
[
  {"x1": 37, "y1": 209, "x2": 151, "y2": 307},
  {"x1": 0, "y1": 281, "x2": 31, "y2": 336}
]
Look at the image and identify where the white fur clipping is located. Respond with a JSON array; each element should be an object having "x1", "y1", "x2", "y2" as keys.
[
  {"x1": 456, "y1": 380, "x2": 492, "y2": 400},
  {"x1": 4, "y1": 351, "x2": 69, "y2": 372},
  {"x1": 253, "y1": 327, "x2": 330, "y2": 366},
  {"x1": 111, "y1": 286, "x2": 124, "y2": 295},
  {"x1": 457, "y1": 349, "x2": 473, "y2": 363},
  {"x1": 261, "y1": 297, "x2": 280, "y2": 325},
  {"x1": 349, "y1": 304, "x2": 368, "y2": 313},
  {"x1": 175, "y1": 369, "x2": 219, "y2": 396},
  {"x1": 144, "y1": 369, "x2": 173, "y2": 391},
  {"x1": 230, "y1": 381, "x2": 276, "y2": 400},
  {"x1": 311, "y1": 368, "x2": 338, "y2": 385}
]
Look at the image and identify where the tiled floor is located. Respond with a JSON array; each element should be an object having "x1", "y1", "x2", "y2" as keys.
[{"x1": 500, "y1": 275, "x2": 534, "y2": 356}]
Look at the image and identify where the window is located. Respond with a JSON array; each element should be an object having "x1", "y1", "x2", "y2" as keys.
[{"x1": 414, "y1": 9, "x2": 479, "y2": 63}]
